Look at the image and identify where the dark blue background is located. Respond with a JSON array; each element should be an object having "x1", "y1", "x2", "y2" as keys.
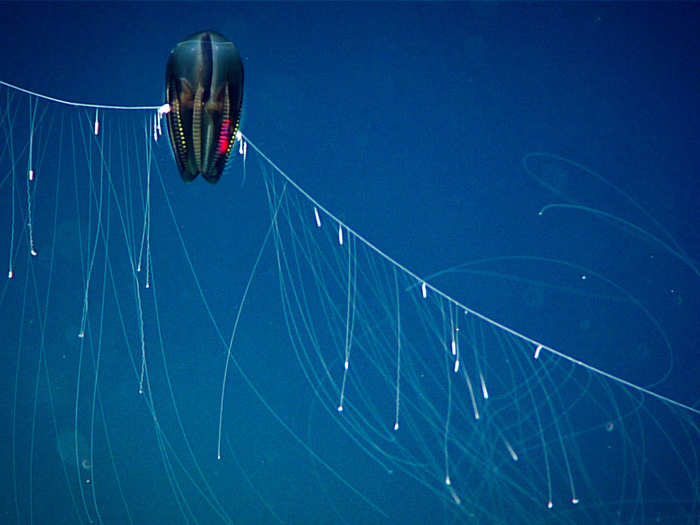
[{"x1": 1, "y1": 2, "x2": 698, "y2": 524}]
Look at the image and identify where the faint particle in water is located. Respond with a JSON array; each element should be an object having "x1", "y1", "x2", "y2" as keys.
[
  {"x1": 605, "y1": 421, "x2": 614, "y2": 432},
  {"x1": 669, "y1": 288, "x2": 683, "y2": 305}
]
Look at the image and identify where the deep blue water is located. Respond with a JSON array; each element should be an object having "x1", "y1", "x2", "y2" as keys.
[{"x1": 1, "y1": 3, "x2": 698, "y2": 524}]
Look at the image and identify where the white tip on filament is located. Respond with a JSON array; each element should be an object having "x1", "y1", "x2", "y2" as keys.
[
  {"x1": 94, "y1": 108, "x2": 100, "y2": 135},
  {"x1": 534, "y1": 344, "x2": 542, "y2": 359}
]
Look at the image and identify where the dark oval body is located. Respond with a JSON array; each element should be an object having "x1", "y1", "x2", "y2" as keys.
[{"x1": 165, "y1": 31, "x2": 244, "y2": 183}]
